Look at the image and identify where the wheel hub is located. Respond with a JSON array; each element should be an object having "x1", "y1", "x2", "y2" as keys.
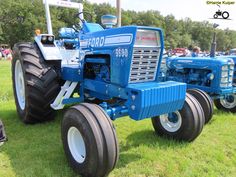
[
  {"x1": 220, "y1": 94, "x2": 236, "y2": 109},
  {"x1": 160, "y1": 111, "x2": 182, "y2": 132},
  {"x1": 15, "y1": 60, "x2": 26, "y2": 110},
  {"x1": 67, "y1": 127, "x2": 86, "y2": 163}
]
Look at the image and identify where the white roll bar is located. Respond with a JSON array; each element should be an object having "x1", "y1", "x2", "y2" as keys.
[{"x1": 43, "y1": 0, "x2": 84, "y2": 34}]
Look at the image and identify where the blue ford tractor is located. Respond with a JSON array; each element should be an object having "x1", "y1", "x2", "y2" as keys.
[
  {"x1": 11, "y1": 1, "x2": 205, "y2": 176},
  {"x1": 161, "y1": 25, "x2": 236, "y2": 121}
]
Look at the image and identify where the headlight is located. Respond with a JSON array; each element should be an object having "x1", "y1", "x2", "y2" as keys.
[
  {"x1": 222, "y1": 65, "x2": 228, "y2": 71},
  {"x1": 48, "y1": 36, "x2": 54, "y2": 42},
  {"x1": 207, "y1": 73, "x2": 214, "y2": 80},
  {"x1": 41, "y1": 36, "x2": 47, "y2": 42},
  {"x1": 221, "y1": 71, "x2": 228, "y2": 77},
  {"x1": 230, "y1": 65, "x2": 234, "y2": 70}
]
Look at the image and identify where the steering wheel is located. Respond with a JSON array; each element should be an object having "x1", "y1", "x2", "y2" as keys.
[
  {"x1": 75, "y1": 11, "x2": 93, "y2": 23},
  {"x1": 73, "y1": 11, "x2": 93, "y2": 32}
]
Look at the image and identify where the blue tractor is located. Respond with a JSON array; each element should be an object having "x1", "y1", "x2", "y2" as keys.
[
  {"x1": 161, "y1": 25, "x2": 236, "y2": 121},
  {"x1": 11, "y1": 1, "x2": 205, "y2": 176}
]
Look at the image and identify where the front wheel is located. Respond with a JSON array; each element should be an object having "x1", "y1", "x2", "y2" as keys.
[
  {"x1": 214, "y1": 94, "x2": 236, "y2": 113},
  {"x1": 151, "y1": 93, "x2": 205, "y2": 142},
  {"x1": 187, "y1": 89, "x2": 213, "y2": 124},
  {"x1": 61, "y1": 103, "x2": 119, "y2": 177},
  {"x1": 213, "y1": 13, "x2": 218, "y2": 19}
]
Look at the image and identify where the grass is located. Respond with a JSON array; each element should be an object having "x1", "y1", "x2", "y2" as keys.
[{"x1": 0, "y1": 60, "x2": 236, "y2": 177}]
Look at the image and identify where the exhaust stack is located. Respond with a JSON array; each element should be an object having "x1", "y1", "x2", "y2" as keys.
[{"x1": 210, "y1": 23, "x2": 219, "y2": 58}]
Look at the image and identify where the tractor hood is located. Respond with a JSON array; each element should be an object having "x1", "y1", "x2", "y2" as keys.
[
  {"x1": 167, "y1": 56, "x2": 234, "y2": 69},
  {"x1": 80, "y1": 25, "x2": 163, "y2": 51},
  {"x1": 80, "y1": 25, "x2": 164, "y2": 87},
  {"x1": 217, "y1": 55, "x2": 236, "y2": 63}
]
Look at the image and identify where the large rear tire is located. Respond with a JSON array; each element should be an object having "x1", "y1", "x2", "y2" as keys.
[
  {"x1": 61, "y1": 103, "x2": 119, "y2": 177},
  {"x1": 214, "y1": 94, "x2": 236, "y2": 113},
  {"x1": 151, "y1": 93, "x2": 205, "y2": 142},
  {"x1": 12, "y1": 43, "x2": 61, "y2": 123},
  {"x1": 187, "y1": 89, "x2": 213, "y2": 123}
]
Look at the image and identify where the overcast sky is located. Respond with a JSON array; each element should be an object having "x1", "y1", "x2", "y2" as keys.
[{"x1": 88, "y1": 0, "x2": 236, "y2": 30}]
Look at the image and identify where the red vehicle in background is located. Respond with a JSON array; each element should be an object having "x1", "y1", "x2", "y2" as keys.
[{"x1": 172, "y1": 48, "x2": 189, "y2": 56}]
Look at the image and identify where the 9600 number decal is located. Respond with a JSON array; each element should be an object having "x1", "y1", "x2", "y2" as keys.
[{"x1": 115, "y1": 48, "x2": 129, "y2": 58}]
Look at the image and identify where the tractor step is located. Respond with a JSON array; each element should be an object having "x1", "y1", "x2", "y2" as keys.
[{"x1": 51, "y1": 81, "x2": 78, "y2": 110}]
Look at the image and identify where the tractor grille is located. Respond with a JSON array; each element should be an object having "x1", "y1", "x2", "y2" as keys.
[
  {"x1": 129, "y1": 47, "x2": 160, "y2": 83},
  {"x1": 220, "y1": 64, "x2": 234, "y2": 87}
]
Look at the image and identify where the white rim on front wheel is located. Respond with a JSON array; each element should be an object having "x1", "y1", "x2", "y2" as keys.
[
  {"x1": 220, "y1": 94, "x2": 236, "y2": 109},
  {"x1": 15, "y1": 60, "x2": 26, "y2": 110},
  {"x1": 159, "y1": 111, "x2": 182, "y2": 132},
  {"x1": 67, "y1": 127, "x2": 86, "y2": 163}
]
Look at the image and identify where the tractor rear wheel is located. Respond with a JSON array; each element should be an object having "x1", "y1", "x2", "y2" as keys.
[
  {"x1": 222, "y1": 11, "x2": 229, "y2": 19},
  {"x1": 187, "y1": 89, "x2": 213, "y2": 123},
  {"x1": 214, "y1": 94, "x2": 236, "y2": 113},
  {"x1": 151, "y1": 93, "x2": 205, "y2": 142},
  {"x1": 12, "y1": 42, "x2": 61, "y2": 123},
  {"x1": 61, "y1": 103, "x2": 119, "y2": 177}
]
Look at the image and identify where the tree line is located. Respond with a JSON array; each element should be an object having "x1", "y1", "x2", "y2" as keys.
[{"x1": 0, "y1": 0, "x2": 236, "y2": 51}]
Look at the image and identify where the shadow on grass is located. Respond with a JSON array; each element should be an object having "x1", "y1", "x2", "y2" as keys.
[
  {"x1": 115, "y1": 129, "x2": 189, "y2": 169},
  {"x1": 116, "y1": 152, "x2": 142, "y2": 169},
  {"x1": 212, "y1": 108, "x2": 235, "y2": 116},
  {"x1": 123, "y1": 129, "x2": 188, "y2": 150},
  {"x1": 206, "y1": 108, "x2": 234, "y2": 125}
]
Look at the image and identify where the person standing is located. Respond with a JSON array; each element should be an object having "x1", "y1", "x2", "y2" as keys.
[{"x1": 191, "y1": 46, "x2": 201, "y2": 57}]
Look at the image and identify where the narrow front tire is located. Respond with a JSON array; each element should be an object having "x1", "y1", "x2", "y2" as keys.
[
  {"x1": 151, "y1": 93, "x2": 205, "y2": 142},
  {"x1": 214, "y1": 94, "x2": 236, "y2": 113},
  {"x1": 61, "y1": 103, "x2": 119, "y2": 177},
  {"x1": 187, "y1": 89, "x2": 213, "y2": 123}
]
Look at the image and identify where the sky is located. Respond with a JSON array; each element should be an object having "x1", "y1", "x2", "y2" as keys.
[{"x1": 88, "y1": 0, "x2": 236, "y2": 31}]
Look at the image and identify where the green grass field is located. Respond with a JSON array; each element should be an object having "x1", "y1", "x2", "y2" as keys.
[{"x1": 0, "y1": 60, "x2": 236, "y2": 177}]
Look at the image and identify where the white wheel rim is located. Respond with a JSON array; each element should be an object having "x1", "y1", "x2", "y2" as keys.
[
  {"x1": 220, "y1": 94, "x2": 236, "y2": 109},
  {"x1": 160, "y1": 111, "x2": 182, "y2": 132},
  {"x1": 15, "y1": 60, "x2": 26, "y2": 110},
  {"x1": 67, "y1": 127, "x2": 86, "y2": 163}
]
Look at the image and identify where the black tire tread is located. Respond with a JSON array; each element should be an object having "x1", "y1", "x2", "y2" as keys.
[
  {"x1": 62, "y1": 103, "x2": 118, "y2": 177},
  {"x1": 151, "y1": 93, "x2": 205, "y2": 142},
  {"x1": 214, "y1": 96, "x2": 236, "y2": 113},
  {"x1": 80, "y1": 103, "x2": 118, "y2": 176},
  {"x1": 188, "y1": 89, "x2": 213, "y2": 123},
  {"x1": 12, "y1": 42, "x2": 60, "y2": 123},
  {"x1": 185, "y1": 93, "x2": 205, "y2": 141}
]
